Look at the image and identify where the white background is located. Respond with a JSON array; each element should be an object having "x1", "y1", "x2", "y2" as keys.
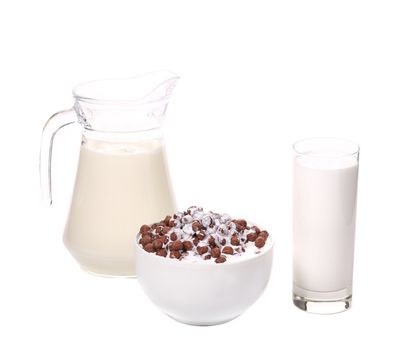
[{"x1": 1, "y1": 0, "x2": 400, "y2": 349}]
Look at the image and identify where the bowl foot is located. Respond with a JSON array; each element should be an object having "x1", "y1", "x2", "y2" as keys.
[{"x1": 165, "y1": 313, "x2": 241, "y2": 326}]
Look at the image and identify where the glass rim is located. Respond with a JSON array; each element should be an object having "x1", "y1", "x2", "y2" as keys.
[
  {"x1": 293, "y1": 137, "x2": 360, "y2": 158},
  {"x1": 72, "y1": 70, "x2": 179, "y2": 105}
]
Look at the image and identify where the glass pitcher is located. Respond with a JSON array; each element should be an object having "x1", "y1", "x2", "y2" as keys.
[{"x1": 40, "y1": 71, "x2": 178, "y2": 277}]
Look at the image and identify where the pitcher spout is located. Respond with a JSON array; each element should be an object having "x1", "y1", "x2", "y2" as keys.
[{"x1": 139, "y1": 71, "x2": 180, "y2": 105}]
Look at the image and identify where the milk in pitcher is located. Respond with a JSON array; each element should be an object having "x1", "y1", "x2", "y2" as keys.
[{"x1": 64, "y1": 137, "x2": 176, "y2": 276}]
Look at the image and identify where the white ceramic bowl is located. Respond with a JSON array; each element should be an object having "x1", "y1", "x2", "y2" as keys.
[{"x1": 134, "y1": 232, "x2": 274, "y2": 326}]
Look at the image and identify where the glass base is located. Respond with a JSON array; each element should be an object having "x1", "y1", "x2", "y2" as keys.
[
  {"x1": 292, "y1": 285, "x2": 352, "y2": 314},
  {"x1": 80, "y1": 266, "x2": 136, "y2": 278},
  {"x1": 293, "y1": 293, "x2": 351, "y2": 314}
]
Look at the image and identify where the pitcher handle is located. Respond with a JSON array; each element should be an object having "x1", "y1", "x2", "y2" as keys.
[{"x1": 40, "y1": 108, "x2": 77, "y2": 205}]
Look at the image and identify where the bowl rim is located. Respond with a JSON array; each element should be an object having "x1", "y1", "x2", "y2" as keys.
[{"x1": 134, "y1": 230, "x2": 274, "y2": 267}]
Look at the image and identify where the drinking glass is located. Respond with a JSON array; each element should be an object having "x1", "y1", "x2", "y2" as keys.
[{"x1": 293, "y1": 138, "x2": 359, "y2": 314}]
